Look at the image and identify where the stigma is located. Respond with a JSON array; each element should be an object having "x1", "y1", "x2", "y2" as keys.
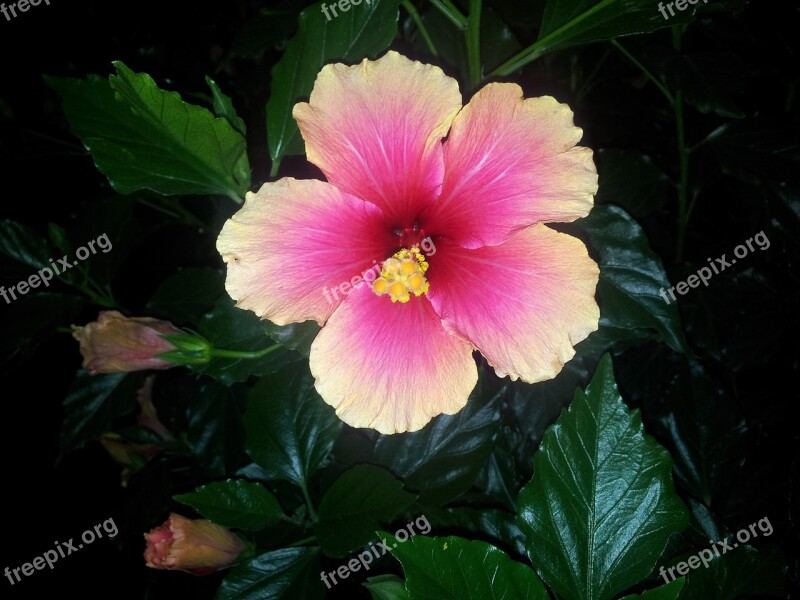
[{"x1": 372, "y1": 247, "x2": 430, "y2": 303}]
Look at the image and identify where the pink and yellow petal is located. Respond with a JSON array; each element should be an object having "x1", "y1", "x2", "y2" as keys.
[
  {"x1": 309, "y1": 285, "x2": 478, "y2": 434},
  {"x1": 216, "y1": 178, "x2": 395, "y2": 326},
  {"x1": 423, "y1": 84, "x2": 597, "y2": 248},
  {"x1": 427, "y1": 224, "x2": 599, "y2": 383},
  {"x1": 293, "y1": 51, "x2": 462, "y2": 223}
]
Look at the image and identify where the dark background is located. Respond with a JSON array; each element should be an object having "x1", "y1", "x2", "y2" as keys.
[{"x1": 1, "y1": 0, "x2": 798, "y2": 598}]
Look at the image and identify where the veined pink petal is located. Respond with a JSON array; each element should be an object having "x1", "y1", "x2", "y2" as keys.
[
  {"x1": 423, "y1": 84, "x2": 598, "y2": 248},
  {"x1": 309, "y1": 285, "x2": 478, "y2": 434},
  {"x1": 427, "y1": 224, "x2": 599, "y2": 383},
  {"x1": 293, "y1": 51, "x2": 462, "y2": 224},
  {"x1": 216, "y1": 178, "x2": 395, "y2": 326}
]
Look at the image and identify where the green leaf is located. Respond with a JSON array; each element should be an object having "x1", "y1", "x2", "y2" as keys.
[
  {"x1": 677, "y1": 544, "x2": 787, "y2": 600},
  {"x1": 263, "y1": 320, "x2": 320, "y2": 358},
  {"x1": 371, "y1": 374, "x2": 505, "y2": 504},
  {"x1": 206, "y1": 76, "x2": 247, "y2": 135},
  {"x1": 267, "y1": 0, "x2": 400, "y2": 163},
  {"x1": 317, "y1": 465, "x2": 416, "y2": 557},
  {"x1": 594, "y1": 149, "x2": 671, "y2": 219},
  {"x1": 364, "y1": 574, "x2": 409, "y2": 600},
  {"x1": 60, "y1": 371, "x2": 141, "y2": 454},
  {"x1": 174, "y1": 479, "x2": 284, "y2": 531},
  {"x1": 494, "y1": 0, "x2": 748, "y2": 72},
  {"x1": 662, "y1": 52, "x2": 744, "y2": 119},
  {"x1": 229, "y1": 7, "x2": 300, "y2": 61},
  {"x1": 579, "y1": 205, "x2": 689, "y2": 354},
  {"x1": 517, "y1": 355, "x2": 689, "y2": 600},
  {"x1": 244, "y1": 364, "x2": 341, "y2": 487},
  {"x1": 217, "y1": 547, "x2": 323, "y2": 600},
  {"x1": 424, "y1": 507, "x2": 526, "y2": 559},
  {"x1": 0, "y1": 220, "x2": 54, "y2": 272},
  {"x1": 186, "y1": 379, "x2": 247, "y2": 477},
  {"x1": 194, "y1": 295, "x2": 300, "y2": 384},
  {"x1": 0, "y1": 292, "x2": 84, "y2": 364},
  {"x1": 620, "y1": 578, "x2": 685, "y2": 599},
  {"x1": 147, "y1": 268, "x2": 225, "y2": 324},
  {"x1": 387, "y1": 534, "x2": 549, "y2": 600},
  {"x1": 406, "y1": 7, "x2": 520, "y2": 80},
  {"x1": 46, "y1": 63, "x2": 250, "y2": 201},
  {"x1": 656, "y1": 361, "x2": 746, "y2": 506}
]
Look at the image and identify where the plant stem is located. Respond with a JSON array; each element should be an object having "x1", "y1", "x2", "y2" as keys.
[
  {"x1": 287, "y1": 536, "x2": 317, "y2": 547},
  {"x1": 402, "y1": 0, "x2": 438, "y2": 56},
  {"x1": 466, "y1": 0, "x2": 483, "y2": 88},
  {"x1": 429, "y1": 0, "x2": 467, "y2": 30},
  {"x1": 300, "y1": 482, "x2": 317, "y2": 521},
  {"x1": 672, "y1": 26, "x2": 690, "y2": 262},
  {"x1": 269, "y1": 156, "x2": 282, "y2": 179},
  {"x1": 611, "y1": 39, "x2": 674, "y2": 105},
  {"x1": 209, "y1": 344, "x2": 281, "y2": 360},
  {"x1": 489, "y1": 0, "x2": 617, "y2": 76}
]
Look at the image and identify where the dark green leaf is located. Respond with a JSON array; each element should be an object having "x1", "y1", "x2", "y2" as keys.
[
  {"x1": 364, "y1": 574, "x2": 408, "y2": 600},
  {"x1": 264, "y1": 320, "x2": 320, "y2": 357},
  {"x1": 387, "y1": 534, "x2": 549, "y2": 600},
  {"x1": 206, "y1": 76, "x2": 247, "y2": 135},
  {"x1": 677, "y1": 544, "x2": 787, "y2": 600},
  {"x1": 229, "y1": 7, "x2": 301, "y2": 61},
  {"x1": 663, "y1": 52, "x2": 745, "y2": 118},
  {"x1": 267, "y1": 0, "x2": 400, "y2": 162},
  {"x1": 578, "y1": 205, "x2": 689, "y2": 354},
  {"x1": 147, "y1": 267, "x2": 225, "y2": 324},
  {"x1": 406, "y1": 7, "x2": 520, "y2": 80},
  {"x1": 175, "y1": 479, "x2": 284, "y2": 530},
  {"x1": 317, "y1": 464, "x2": 416, "y2": 557},
  {"x1": 244, "y1": 364, "x2": 341, "y2": 487},
  {"x1": 656, "y1": 361, "x2": 747, "y2": 505},
  {"x1": 514, "y1": 0, "x2": 747, "y2": 63},
  {"x1": 194, "y1": 295, "x2": 300, "y2": 384},
  {"x1": 0, "y1": 292, "x2": 84, "y2": 364},
  {"x1": 471, "y1": 426, "x2": 521, "y2": 511},
  {"x1": 60, "y1": 371, "x2": 141, "y2": 453},
  {"x1": 424, "y1": 507, "x2": 527, "y2": 559},
  {"x1": 186, "y1": 379, "x2": 247, "y2": 477},
  {"x1": 620, "y1": 578, "x2": 685, "y2": 599},
  {"x1": 507, "y1": 355, "x2": 597, "y2": 481},
  {"x1": 517, "y1": 355, "x2": 689, "y2": 600},
  {"x1": 371, "y1": 374, "x2": 505, "y2": 504},
  {"x1": 217, "y1": 547, "x2": 323, "y2": 600},
  {"x1": 0, "y1": 220, "x2": 53, "y2": 271},
  {"x1": 47, "y1": 222, "x2": 73, "y2": 257},
  {"x1": 46, "y1": 63, "x2": 250, "y2": 201},
  {"x1": 594, "y1": 149, "x2": 671, "y2": 219}
]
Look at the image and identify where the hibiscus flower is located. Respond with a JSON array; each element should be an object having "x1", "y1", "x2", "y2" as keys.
[{"x1": 217, "y1": 51, "x2": 599, "y2": 434}]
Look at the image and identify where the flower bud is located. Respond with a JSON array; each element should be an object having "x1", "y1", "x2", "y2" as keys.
[
  {"x1": 72, "y1": 311, "x2": 209, "y2": 374},
  {"x1": 144, "y1": 513, "x2": 245, "y2": 574}
]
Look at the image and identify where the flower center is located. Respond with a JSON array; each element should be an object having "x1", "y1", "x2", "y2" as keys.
[
  {"x1": 398, "y1": 225, "x2": 427, "y2": 248},
  {"x1": 372, "y1": 247, "x2": 429, "y2": 303}
]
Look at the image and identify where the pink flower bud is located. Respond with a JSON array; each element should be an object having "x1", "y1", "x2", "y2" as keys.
[
  {"x1": 72, "y1": 311, "x2": 182, "y2": 374},
  {"x1": 143, "y1": 514, "x2": 245, "y2": 575}
]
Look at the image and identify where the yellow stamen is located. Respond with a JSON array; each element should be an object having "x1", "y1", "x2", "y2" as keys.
[
  {"x1": 372, "y1": 246, "x2": 430, "y2": 303},
  {"x1": 372, "y1": 278, "x2": 388, "y2": 294}
]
